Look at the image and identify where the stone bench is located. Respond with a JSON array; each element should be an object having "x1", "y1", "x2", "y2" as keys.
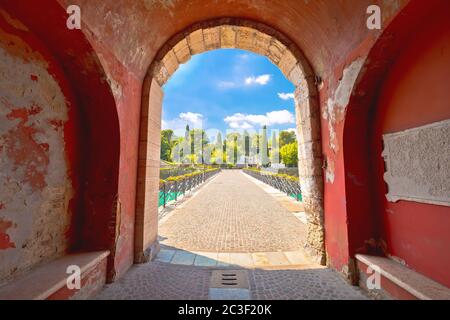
[
  {"x1": 0, "y1": 251, "x2": 109, "y2": 300},
  {"x1": 356, "y1": 254, "x2": 450, "y2": 300}
]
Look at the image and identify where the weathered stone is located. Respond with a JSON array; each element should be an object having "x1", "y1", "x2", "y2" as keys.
[
  {"x1": 300, "y1": 176, "x2": 324, "y2": 199},
  {"x1": 298, "y1": 114, "x2": 322, "y2": 144},
  {"x1": 294, "y1": 81, "x2": 311, "y2": 104},
  {"x1": 235, "y1": 26, "x2": 255, "y2": 51},
  {"x1": 253, "y1": 31, "x2": 272, "y2": 56},
  {"x1": 220, "y1": 25, "x2": 236, "y2": 48},
  {"x1": 173, "y1": 38, "x2": 191, "y2": 64},
  {"x1": 298, "y1": 158, "x2": 323, "y2": 177},
  {"x1": 288, "y1": 63, "x2": 305, "y2": 86},
  {"x1": 162, "y1": 49, "x2": 179, "y2": 77},
  {"x1": 296, "y1": 95, "x2": 321, "y2": 119},
  {"x1": 303, "y1": 197, "x2": 324, "y2": 219},
  {"x1": 203, "y1": 27, "x2": 221, "y2": 51},
  {"x1": 153, "y1": 62, "x2": 169, "y2": 87},
  {"x1": 298, "y1": 140, "x2": 322, "y2": 161},
  {"x1": 267, "y1": 38, "x2": 286, "y2": 65},
  {"x1": 187, "y1": 29, "x2": 205, "y2": 54},
  {"x1": 278, "y1": 49, "x2": 297, "y2": 79}
]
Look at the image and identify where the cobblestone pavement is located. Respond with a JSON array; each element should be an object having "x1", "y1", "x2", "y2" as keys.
[
  {"x1": 96, "y1": 261, "x2": 211, "y2": 300},
  {"x1": 159, "y1": 170, "x2": 306, "y2": 252},
  {"x1": 96, "y1": 261, "x2": 368, "y2": 300},
  {"x1": 249, "y1": 268, "x2": 368, "y2": 300},
  {"x1": 96, "y1": 170, "x2": 368, "y2": 300}
]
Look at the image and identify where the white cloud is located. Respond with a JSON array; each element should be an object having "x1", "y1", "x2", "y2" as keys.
[
  {"x1": 229, "y1": 121, "x2": 253, "y2": 129},
  {"x1": 217, "y1": 74, "x2": 271, "y2": 90},
  {"x1": 266, "y1": 110, "x2": 295, "y2": 125},
  {"x1": 163, "y1": 112, "x2": 205, "y2": 136},
  {"x1": 245, "y1": 74, "x2": 271, "y2": 86},
  {"x1": 179, "y1": 112, "x2": 203, "y2": 125},
  {"x1": 278, "y1": 92, "x2": 295, "y2": 100},
  {"x1": 224, "y1": 109, "x2": 294, "y2": 129}
]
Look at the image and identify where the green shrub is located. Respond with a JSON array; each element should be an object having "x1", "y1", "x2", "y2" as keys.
[
  {"x1": 160, "y1": 168, "x2": 220, "y2": 184},
  {"x1": 280, "y1": 142, "x2": 298, "y2": 167}
]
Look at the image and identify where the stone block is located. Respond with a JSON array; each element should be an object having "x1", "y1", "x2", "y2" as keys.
[
  {"x1": 162, "y1": 49, "x2": 179, "y2": 77},
  {"x1": 203, "y1": 27, "x2": 221, "y2": 51},
  {"x1": 298, "y1": 140, "x2": 322, "y2": 161},
  {"x1": 153, "y1": 63, "x2": 169, "y2": 87},
  {"x1": 220, "y1": 25, "x2": 236, "y2": 48},
  {"x1": 235, "y1": 26, "x2": 255, "y2": 51},
  {"x1": 253, "y1": 31, "x2": 271, "y2": 56},
  {"x1": 288, "y1": 63, "x2": 305, "y2": 86},
  {"x1": 173, "y1": 38, "x2": 191, "y2": 64},
  {"x1": 267, "y1": 38, "x2": 286, "y2": 65},
  {"x1": 278, "y1": 49, "x2": 297, "y2": 79},
  {"x1": 187, "y1": 29, "x2": 205, "y2": 54}
]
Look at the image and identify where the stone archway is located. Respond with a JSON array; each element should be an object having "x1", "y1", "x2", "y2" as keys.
[{"x1": 135, "y1": 18, "x2": 325, "y2": 265}]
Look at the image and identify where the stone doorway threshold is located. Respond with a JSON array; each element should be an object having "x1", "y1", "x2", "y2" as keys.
[{"x1": 155, "y1": 245, "x2": 321, "y2": 270}]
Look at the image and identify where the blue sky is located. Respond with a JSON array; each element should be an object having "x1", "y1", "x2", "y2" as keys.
[{"x1": 162, "y1": 49, "x2": 296, "y2": 139}]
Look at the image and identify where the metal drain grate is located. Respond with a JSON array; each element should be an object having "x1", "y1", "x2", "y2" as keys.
[{"x1": 210, "y1": 270, "x2": 249, "y2": 289}]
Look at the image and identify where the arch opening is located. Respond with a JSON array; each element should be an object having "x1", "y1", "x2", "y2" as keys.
[{"x1": 136, "y1": 19, "x2": 325, "y2": 265}]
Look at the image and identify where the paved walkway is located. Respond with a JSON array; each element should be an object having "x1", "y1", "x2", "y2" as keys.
[
  {"x1": 96, "y1": 170, "x2": 368, "y2": 300},
  {"x1": 159, "y1": 170, "x2": 306, "y2": 252}
]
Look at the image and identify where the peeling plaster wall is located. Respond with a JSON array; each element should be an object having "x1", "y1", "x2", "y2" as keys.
[
  {"x1": 0, "y1": 12, "x2": 75, "y2": 284},
  {"x1": 372, "y1": 5, "x2": 450, "y2": 287}
]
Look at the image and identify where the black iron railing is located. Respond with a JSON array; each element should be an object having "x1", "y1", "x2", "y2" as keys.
[
  {"x1": 243, "y1": 168, "x2": 302, "y2": 202},
  {"x1": 159, "y1": 168, "x2": 221, "y2": 207}
]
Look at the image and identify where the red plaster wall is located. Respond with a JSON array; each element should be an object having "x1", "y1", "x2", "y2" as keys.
[
  {"x1": 372, "y1": 6, "x2": 450, "y2": 287},
  {"x1": 1, "y1": 1, "x2": 121, "y2": 281},
  {"x1": 0, "y1": 9, "x2": 79, "y2": 283}
]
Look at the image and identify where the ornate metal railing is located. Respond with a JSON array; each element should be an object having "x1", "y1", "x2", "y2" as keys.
[
  {"x1": 159, "y1": 168, "x2": 221, "y2": 208},
  {"x1": 243, "y1": 169, "x2": 302, "y2": 202}
]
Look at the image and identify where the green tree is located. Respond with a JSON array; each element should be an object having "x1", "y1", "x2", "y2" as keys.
[
  {"x1": 243, "y1": 130, "x2": 250, "y2": 157},
  {"x1": 280, "y1": 142, "x2": 298, "y2": 167},
  {"x1": 189, "y1": 129, "x2": 209, "y2": 163},
  {"x1": 160, "y1": 129, "x2": 174, "y2": 161},
  {"x1": 271, "y1": 131, "x2": 280, "y2": 164},
  {"x1": 279, "y1": 130, "x2": 297, "y2": 148}
]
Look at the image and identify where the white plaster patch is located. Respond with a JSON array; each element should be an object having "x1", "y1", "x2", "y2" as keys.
[
  {"x1": 335, "y1": 59, "x2": 365, "y2": 108},
  {"x1": 382, "y1": 119, "x2": 450, "y2": 206},
  {"x1": 322, "y1": 58, "x2": 365, "y2": 154}
]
